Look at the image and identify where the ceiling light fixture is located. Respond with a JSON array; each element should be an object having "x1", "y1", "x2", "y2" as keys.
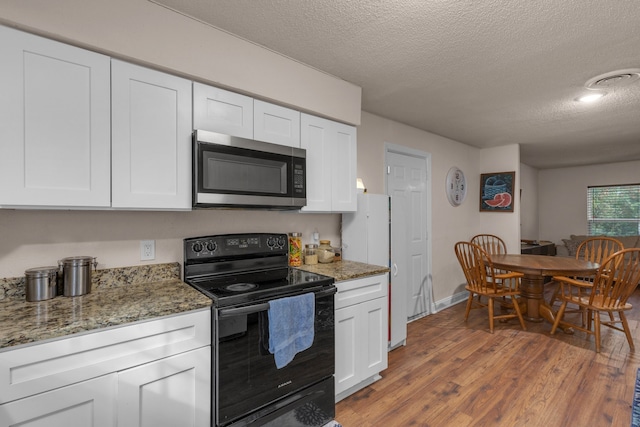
[
  {"x1": 585, "y1": 69, "x2": 640, "y2": 89},
  {"x1": 576, "y1": 92, "x2": 606, "y2": 103}
]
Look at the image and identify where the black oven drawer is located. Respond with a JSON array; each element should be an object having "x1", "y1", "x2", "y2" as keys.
[
  {"x1": 215, "y1": 287, "x2": 335, "y2": 427},
  {"x1": 230, "y1": 376, "x2": 335, "y2": 427}
]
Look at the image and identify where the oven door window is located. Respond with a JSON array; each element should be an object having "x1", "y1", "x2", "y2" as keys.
[
  {"x1": 201, "y1": 147, "x2": 288, "y2": 196},
  {"x1": 216, "y1": 293, "x2": 334, "y2": 426}
]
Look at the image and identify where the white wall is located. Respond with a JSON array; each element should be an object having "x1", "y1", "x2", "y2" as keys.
[
  {"x1": 519, "y1": 163, "x2": 539, "y2": 240},
  {"x1": 478, "y1": 145, "x2": 521, "y2": 252},
  {"x1": 539, "y1": 159, "x2": 640, "y2": 245},
  {"x1": 356, "y1": 112, "x2": 520, "y2": 302},
  {"x1": 0, "y1": 0, "x2": 361, "y2": 125}
]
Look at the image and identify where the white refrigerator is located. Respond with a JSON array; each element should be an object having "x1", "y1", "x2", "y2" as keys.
[{"x1": 341, "y1": 193, "x2": 407, "y2": 349}]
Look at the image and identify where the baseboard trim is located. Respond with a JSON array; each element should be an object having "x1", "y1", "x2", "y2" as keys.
[{"x1": 433, "y1": 290, "x2": 468, "y2": 313}]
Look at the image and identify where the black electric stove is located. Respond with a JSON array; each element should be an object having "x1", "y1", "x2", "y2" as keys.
[{"x1": 183, "y1": 233, "x2": 337, "y2": 427}]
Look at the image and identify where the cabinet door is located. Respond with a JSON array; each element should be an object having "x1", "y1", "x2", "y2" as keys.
[
  {"x1": 300, "y1": 114, "x2": 333, "y2": 211},
  {"x1": 0, "y1": 374, "x2": 116, "y2": 427},
  {"x1": 193, "y1": 82, "x2": 253, "y2": 138},
  {"x1": 118, "y1": 347, "x2": 211, "y2": 427},
  {"x1": 0, "y1": 26, "x2": 111, "y2": 208},
  {"x1": 300, "y1": 114, "x2": 357, "y2": 212},
  {"x1": 111, "y1": 60, "x2": 192, "y2": 209},
  {"x1": 254, "y1": 100, "x2": 300, "y2": 147},
  {"x1": 335, "y1": 296, "x2": 388, "y2": 398},
  {"x1": 359, "y1": 297, "x2": 388, "y2": 381},
  {"x1": 331, "y1": 121, "x2": 357, "y2": 212},
  {"x1": 335, "y1": 303, "x2": 359, "y2": 395}
]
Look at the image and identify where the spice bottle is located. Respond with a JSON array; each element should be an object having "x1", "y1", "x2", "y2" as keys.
[
  {"x1": 304, "y1": 244, "x2": 318, "y2": 265},
  {"x1": 288, "y1": 232, "x2": 302, "y2": 266},
  {"x1": 317, "y1": 240, "x2": 335, "y2": 263}
]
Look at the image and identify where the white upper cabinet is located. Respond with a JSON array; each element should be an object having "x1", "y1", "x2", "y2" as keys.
[
  {"x1": 193, "y1": 82, "x2": 253, "y2": 138},
  {"x1": 0, "y1": 26, "x2": 111, "y2": 208},
  {"x1": 301, "y1": 114, "x2": 357, "y2": 212},
  {"x1": 254, "y1": 100, "x2": 301, "y2": 147},
  {"x1": 111, "y1": 60, "x2": 192, "y2": 210}
]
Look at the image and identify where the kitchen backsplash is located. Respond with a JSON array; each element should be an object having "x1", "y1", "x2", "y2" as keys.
[{"x1": 0, "y1": 209, "x2": 341, "y2": 278}]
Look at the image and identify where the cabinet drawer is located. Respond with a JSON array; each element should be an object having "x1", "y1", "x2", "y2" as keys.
[
  {"x1": 0, "y1": 309, "x2": 210, "y2": 403},
  {"x1": 335, "y1": 274, "x2": 388, "y2": 310}
]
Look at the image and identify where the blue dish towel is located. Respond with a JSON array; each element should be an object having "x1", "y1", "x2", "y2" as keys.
[{"x1": 268, "y1": 293, "x2": 315, "y2": 369}]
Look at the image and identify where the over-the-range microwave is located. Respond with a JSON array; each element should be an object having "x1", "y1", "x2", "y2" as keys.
[{"x1": 192, "y1": 130, "x2": 306, "y2": 209}]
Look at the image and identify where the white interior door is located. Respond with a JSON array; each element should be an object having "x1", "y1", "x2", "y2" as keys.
[{"x1": 387, "y1": 149, "x2": 430, "y2": 326}]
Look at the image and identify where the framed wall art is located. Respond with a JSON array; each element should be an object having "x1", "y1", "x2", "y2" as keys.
[{"x1": 479, "y1": 171, "x2": 515, "y2": 212}]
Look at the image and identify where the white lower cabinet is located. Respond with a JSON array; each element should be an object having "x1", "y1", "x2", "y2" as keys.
[
  {"x1": 0, "y1": 374, "x2": 117, "y2": 427},
  {"x1": 0, "y1": 310, "x2": 211, "y2": 427},
  {"x1": 334, "y1": 274, "x2": 388, "y2": 402},
  {"x1": 118, "y1": 346, "x2": 211, "y2": 427}
]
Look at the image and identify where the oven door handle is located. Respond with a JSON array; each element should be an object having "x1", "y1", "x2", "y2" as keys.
[
  {"x1": 218, "y1": 302, "x2": 271, "y2": 318},
  {"x1": 218, "y1": 286, "x2": 336, "y2": 318}
]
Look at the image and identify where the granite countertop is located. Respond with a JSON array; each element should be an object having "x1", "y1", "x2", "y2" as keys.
[
  {"x1": 0, "y1": 262, "x2": 211, "y2": 350},
  {"x1": 296, "y1": 260, "x2": 389, "y2": 282},
  {"x1": 0, "y1": 260, "x2": 387, "y2": 350}
]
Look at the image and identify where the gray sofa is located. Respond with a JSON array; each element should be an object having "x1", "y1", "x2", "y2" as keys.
[{"x1": 556, "y1": 234, "x2": 640, "y2": 257}]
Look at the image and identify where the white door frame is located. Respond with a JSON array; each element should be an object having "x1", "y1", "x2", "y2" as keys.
[{"x1": 384, "y1": 143, "x2": 435, "y2": 318}]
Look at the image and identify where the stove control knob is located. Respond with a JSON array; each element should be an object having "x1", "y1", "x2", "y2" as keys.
[
  {"x1": 192, "y1": 242, "x2": 203, "y2": 253},
  {"x1": 277, "y1": 235, "x2": 286, "y2": 248},
  {"x1": 206, "y1": 241, "x2": 217, "y2": 252},
  {"x1": 266, "y1": 236, "x2": 275, "y2": 248}
]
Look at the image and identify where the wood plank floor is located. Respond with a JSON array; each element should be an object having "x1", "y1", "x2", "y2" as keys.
[{"x1": 336, "y1": 287, "x2": 640, "y2": 427}]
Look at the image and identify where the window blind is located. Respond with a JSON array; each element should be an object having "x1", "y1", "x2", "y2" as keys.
[{"x1": 587, "y1": 184, "x2": 640, "y2": 236}]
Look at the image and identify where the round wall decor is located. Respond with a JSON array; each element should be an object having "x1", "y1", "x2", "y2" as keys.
[{"x1": 446, "y1": 167, "x2": 467, "y2": 206}]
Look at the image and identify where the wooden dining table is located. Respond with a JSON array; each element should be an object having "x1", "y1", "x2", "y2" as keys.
[{"x1": 490, "y1": 254, "x2": 599, "y2": 326}]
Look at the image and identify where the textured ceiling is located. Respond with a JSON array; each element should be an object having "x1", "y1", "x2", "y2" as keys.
[{"x1": 152, "y1": 0, "x2": 640, "y2": 169}]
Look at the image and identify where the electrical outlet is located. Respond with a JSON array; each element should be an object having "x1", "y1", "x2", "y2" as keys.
[{"x1": 140, "y1": 240, "x2": 155, "y2": 261}]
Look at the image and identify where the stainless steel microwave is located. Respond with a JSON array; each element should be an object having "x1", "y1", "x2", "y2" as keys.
[{"x1": 193, "y1": 130, "x2": 306, "y2": 209}]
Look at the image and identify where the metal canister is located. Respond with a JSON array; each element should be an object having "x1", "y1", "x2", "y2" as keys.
[
  {"x1": 25, "y1": 266, "x2": 58, "y2": 302},
  {"x1": 58, "y1": 256, "x2": 97, "y2": 297}
]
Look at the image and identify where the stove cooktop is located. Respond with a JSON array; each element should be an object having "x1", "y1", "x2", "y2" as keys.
[
  {"x1": 186, "y1": 267, "x2": 334, "y2": 307},
  {"x1": 183, "y1": 233, "x2": 335, "y2": 307}
]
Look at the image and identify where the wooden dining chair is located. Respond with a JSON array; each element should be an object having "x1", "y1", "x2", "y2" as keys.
[
  {"x1": 550, "y1": 248, "x2": 640, "y2": 353},
  {"x1": 470, "y1": 234, "x2": 511, "y2": 305},
  {"x1": 470, "y1": 234, "x2": 507, "y2": 255},
  {"x1": 454, "y1": 241, "x2": 526, "y2": 333},
  {"x1": 548, "y1": 237, "x2": 625, "y2": 318}
]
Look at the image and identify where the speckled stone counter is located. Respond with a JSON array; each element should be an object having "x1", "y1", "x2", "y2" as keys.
[
  {"x1": 0, "y1": 262, "x2": 211, "y2": 350},
  {"x1": 296, "y1": 260, "x2": 389, "y2": 282}
]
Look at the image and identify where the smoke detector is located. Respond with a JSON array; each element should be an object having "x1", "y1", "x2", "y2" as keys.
[{"x1": 585, "y1": 69, "x2": 640, "y2": 89}]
